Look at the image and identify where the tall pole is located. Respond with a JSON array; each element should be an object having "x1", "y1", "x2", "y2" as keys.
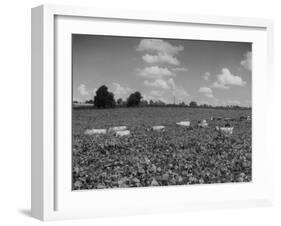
[{"x1": 173, "y1": 95, "x2": 175, "y2": 105}]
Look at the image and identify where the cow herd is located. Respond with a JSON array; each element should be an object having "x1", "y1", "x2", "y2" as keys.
[{"x1": 84, "y1": 115, "x2": 250, "y2": 137}]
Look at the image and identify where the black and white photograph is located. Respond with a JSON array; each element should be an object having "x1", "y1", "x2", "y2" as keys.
[{"x1": 72, "y1": 35, "x2": 252, "y2": 190}]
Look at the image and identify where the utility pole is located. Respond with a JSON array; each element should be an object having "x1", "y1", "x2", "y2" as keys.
[{"x1": 173, "y1": 95, "x2": 175, "y2": 105}]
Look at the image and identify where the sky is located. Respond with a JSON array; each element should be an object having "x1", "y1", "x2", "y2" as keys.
[{"x1": 72, "y1": 34, "x2": 252, "y2": 107}]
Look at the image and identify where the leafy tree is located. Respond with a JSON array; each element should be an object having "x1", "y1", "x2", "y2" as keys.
[
  {"x1": 94, "y1": 85, "x2": 116, "y2": 108},
  {"x1": 117, "y1": 98, "x2": 123, "y2": 106},
  {"x1": 189, "y1": 101, "x2": 198, "y2": 108},
  {"x1": 141, "y1": 100, "x2": 148, "y2": 106},
  {"x1": 85, "y1": 99, "x2": 94, "y2": 104},
  {"x1": 126, "y1": 91, "x2": 142, "y2": 107}
]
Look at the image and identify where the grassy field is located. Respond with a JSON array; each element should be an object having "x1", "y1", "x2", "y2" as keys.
[{"x1": 72, "y1": 107, "x2": 252, "y2": 190}]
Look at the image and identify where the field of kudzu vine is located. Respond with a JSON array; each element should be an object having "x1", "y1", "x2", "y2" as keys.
[{"x1": 72, "y1": 107, "x2": 251, "y2": 190}]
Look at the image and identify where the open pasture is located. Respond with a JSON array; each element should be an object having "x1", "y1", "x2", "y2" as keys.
[{"x1": 72, "y1": 107, "x2": 252, "y2": 190}]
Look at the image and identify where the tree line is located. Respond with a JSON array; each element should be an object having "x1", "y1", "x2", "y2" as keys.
[
  {"x1": 84, "y1": 85, "x2": 143, "y2": 108},
  {"x1": 73, "y1": 85, "x2": 251, "y2": 110}
]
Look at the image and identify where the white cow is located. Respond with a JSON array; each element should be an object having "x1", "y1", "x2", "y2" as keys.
[
  {"x1": 198, "y1": 120, "x2": 208, "y2": 128},
  {"x1": 216, "y1": 126, "x2": 234, "y2": 135},
  {"x1": 108, "y1": 126, "x2": 127, "y2": 132},
  {"x1": 116, "y1": 130, "x2": 130, "y2": 137},
  {"x1": 152, "y1": 125, "x2": 165, "y2": 131},
  {"x1": 84, "y1": 129, "x2": 107, "y2": 135},
  {"x1": 176, "y1": 121, "x2": 191, "y2": 127}
]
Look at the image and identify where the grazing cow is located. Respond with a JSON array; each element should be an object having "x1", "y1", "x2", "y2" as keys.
[
  {"x1": 176, "y1": 121, "x2": 191, "y2": 127},
  {"x1": 198, "y1": 120, "x2": 208, "y2": 128},
  {"x1": 108, "y1": 126, "x2": 127, "y2": 132},
  {"x1": 216, "y1": 126, "x2": 234, "y2": 135},
  {"x1": 116, "y1": 130, "x2": 130, "y2": 137},
  {"x1": 84, "y1": 129, "x2": 107, "y2": 135},
  {"x1": 152, "y1": 126, "x2": 165, "y2": 131}
]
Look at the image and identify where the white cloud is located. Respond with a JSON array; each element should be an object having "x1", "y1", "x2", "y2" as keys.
[
  {"x1": 170, "y1": 78, "x2": 189, "y2": 101},
  {"x1": 138, "y1": 66, "x2": 174, "y2": 79},
  {"x1": 203, "y1": 72, "x2": 211, "y2": 81},
  {"x1": 150, "y1": 90, "x2": 164, "y2": 97},
  {"x1": 240, "y1": 51, "x2": 252, "y2": 71},
  {"x1": 172, "y1": 87, "x2": 190, "y2": 101},
  {"x1": 167, "y1": 78, "x2": 176, "y2": 89},
  {"x1": 144, "y1": 79, "x2": 171, "y2": 90},
  {"x1": 198, "y1": 86, "x2": 214, "y2": 98},
  {"x1": 142, "y1": 53, "x2": 180, "y2": 65},
  {"x1": 137, "y1": 39, "x2": 184, "y2": 56},
  {"x1": 212, "y1": 81, "x2": 229, "y2": 89},
  {"x1": 144, "y1": 77, "x2": 189, "y2": 102},
  {"x1": 78, "y1": 84, "x2": 90, "y2": 96},
  {"x1": 137, "y1": 39, "x2": 184, "y2": 66},
  {"x1": 112, "y1": 82, "x2": 133, "y2": 99},
  {"x1": 136, "y1": 38, "x2": 189, "y2": 103},
  {"x1": 212, "y1": 68, "x2": 246, "y2": 89},
  {"x1": 77, "y1": 84, "x2": 97, "y2": 101},
  {"x1": 143, "y1": 77, "x2": 176, "y2": 91},
  {"x1": 142, "y1": 93, "x2": 167, "y2": 103},
  {"x1": 172, "y1": 67, "x2": 188, "y2": 72},
  {"x1": 144, "y1": 77, "x2": 189, "y2": 103}
]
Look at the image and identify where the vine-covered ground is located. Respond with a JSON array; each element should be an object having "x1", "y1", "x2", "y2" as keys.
[{"x1": 72, "y1": 107, "x2": 251, "y2": 190}]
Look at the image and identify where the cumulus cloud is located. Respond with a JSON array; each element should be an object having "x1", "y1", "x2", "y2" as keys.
[
  {"x1": 172, "y1": 87, "x2": 190, "y2": 100},
  {"x1": 240, "y1": 51, "x2": 252, "y2": 71},
  {"x1": 144, "y1": 77, "x2": 176, "y2": 90},
  {"x1": 78, "y1": 84, "x2": 89, "y2": 96},
  {"x1": 111, "y1": 82, "x2": 133, "y2": 98},
  {"x1": 137, "y1": 39, "x2": 184, "y2": 66},
  {"x1": 142, "y1": 53, "x2": 180, "y2": 65},
  {"x1": 137, "y1": 39, "x2": 184, "y2": 55},
  {"x1": 198, "y1": 86, "x2": 214, "y2": 98},
  {"x1": 142, "y1": 93, "x2": 168, "y2": 103},
  {"x1": 169, "y1": 78, "x2": 189, "y2": 100},
  {"x1": 77, "y1": 84, "x2": 97, "y2": 101},
  {"x1": 172, "y1": 67, "x2": 188, "y2": 72},
  {"x1": 138, "y1": 66, "x2": 174, "y2": 79},
  {"x1": 212, "y1": 81, "x2": 229, "y2": 89},
  {"x1": 212, "y1": 68, "x2": 246, "y2": 89},
  {"x1": 144, "y1": 79, "x2": 171, "y2": 90},
  {"x1": 136, "y1": 39, "x2": 189, "y2": 102},
  {"x1": 150, "y1": 90, "x2": 164, "y2": 97},
  {"x1": 167, "y1": 78, "x2": 176, "y2": 89},
  {"x1": 203, "y1": 72, "x2": 211, "y2": 81},
  {"x1": 144, "y1": 78, "x2": 189, "y2": 102}
]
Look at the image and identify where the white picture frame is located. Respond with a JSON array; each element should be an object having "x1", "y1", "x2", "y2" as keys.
[{"x1": 31, "y1": 4, "x2": 274, "y2": 221}]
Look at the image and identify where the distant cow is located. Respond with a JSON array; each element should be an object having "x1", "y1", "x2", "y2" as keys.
[
  {"x1": 176, "y1": 121, "x2": 191, "y2": 127},
  {"x1": 216, "y1": 126, "x2": 233, "y2": 135},
  {"x1": 108, "y1": 126, "x2": 127, "y2": 132},
  {"x1": 84, "y1": 129, "x2": 107, "y2": 135},
  {"x1": 116, "y1": 130, "x2": 130, "y2": 137},
  {"x1": 198, "y1": 120, "x2": 208, "y2": 128},
  {"x1": 152, "y1": 125, "x2": 165, "y2": 131}
]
